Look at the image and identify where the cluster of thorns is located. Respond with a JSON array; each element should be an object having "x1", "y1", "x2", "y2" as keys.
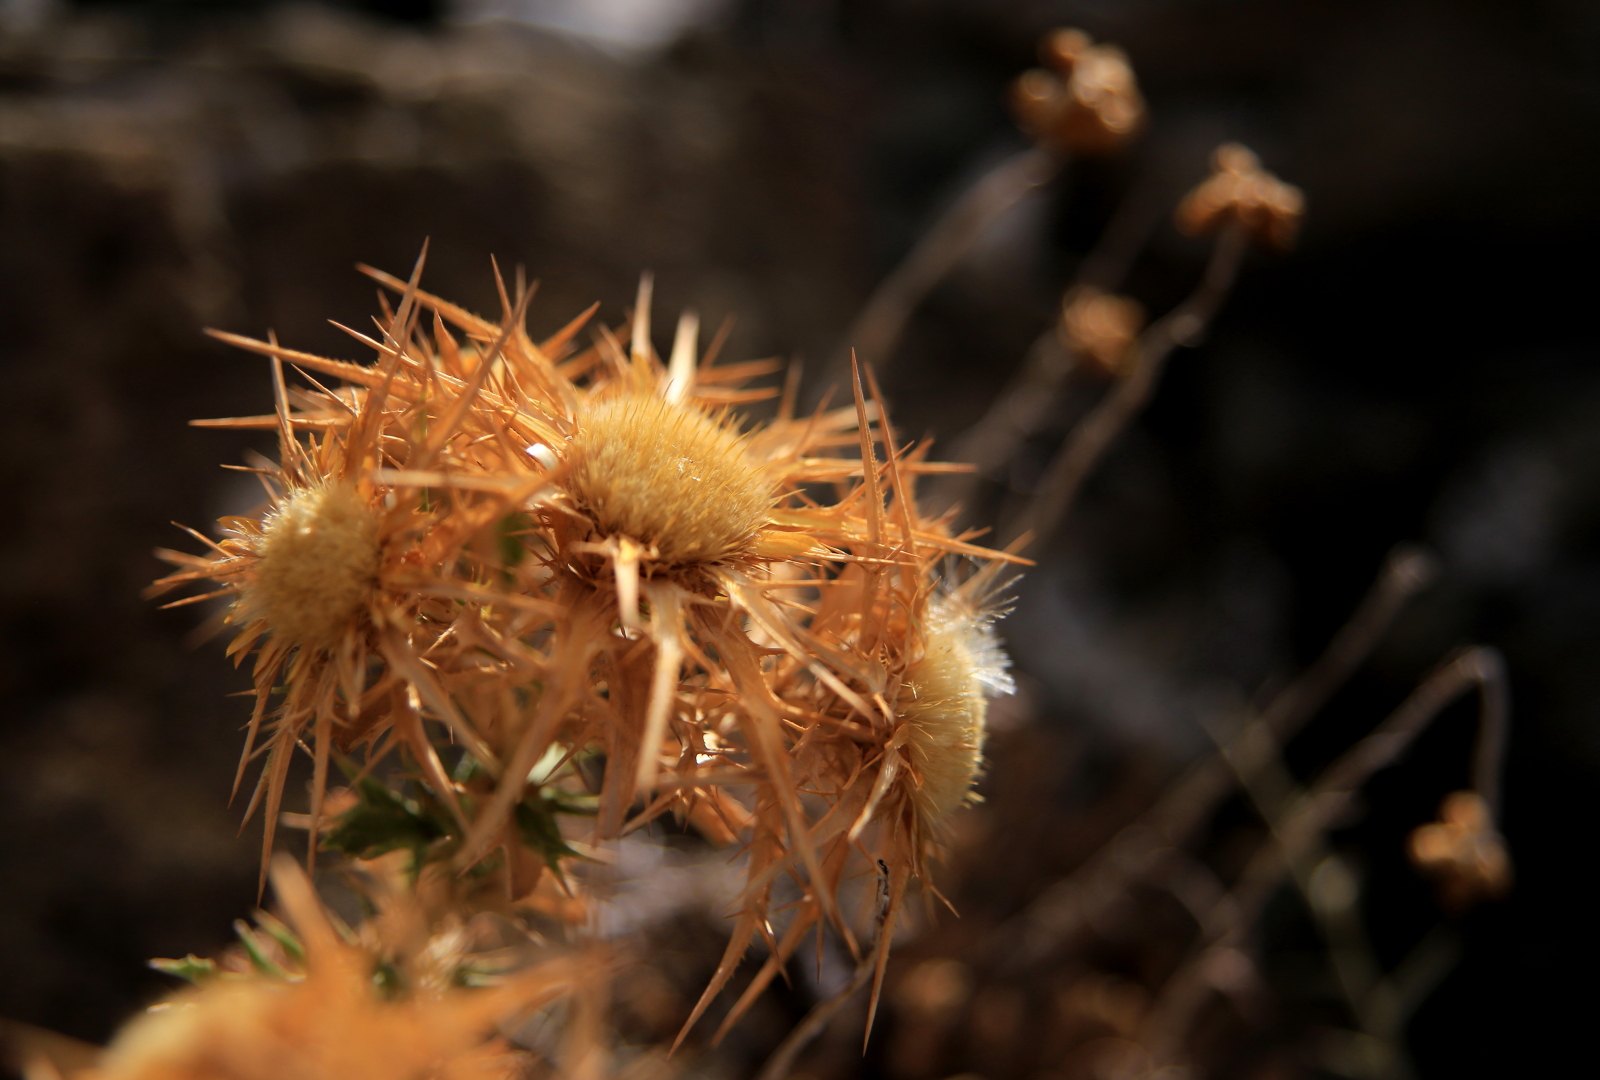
[{"x1": 134, "y1": 237, "x2": 1028, "y2": 1077}]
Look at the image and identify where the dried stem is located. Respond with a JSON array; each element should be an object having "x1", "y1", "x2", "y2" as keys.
[
  {"x1": 932, "y1": 330, "x2": 1075, "y2": 514},
  {"x1": 930, "y1": 179, "x2": 1168, "y2": 515},
  {"x1": 752, "y1": 957, "x2": 875, "y2": 1080},
  {"x1": 1142, "y1": 647, "x2": 1508, "y2": 1072},
  {"x1": 1258, "y1": 546, "x2": 1439, "y2": 741},
  {"x1": 844, "y1": 147, "x2": 1062, "y2": 373},
  {"x1": 1203, "y1": 712, "x2": 1394, "y2": 1072},
  {"x1": 1074, "y1": 172, "x2": 1171, "y2": 292},
  {"x1": 1300, "y1": 648, "x2": 1505, "y2": 823},
  {"x1": 1008, "y1": 221, "x2": 1248, "y2": 548},
  {"x1": 1470, "y1": 649, "x2": 1510, "y2": 819},
  {"x1": 1000, "y1": 543, "x2": 1434, "y2": 969},
  {"x1": 1230, "y1": 648, "x2": 1506, "y2": 935}
]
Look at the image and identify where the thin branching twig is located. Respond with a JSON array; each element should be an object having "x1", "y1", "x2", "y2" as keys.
[
  {"x1": 1007, "y1": 221, "x2": 1249, "y2": 547},
  {"x1": 844, "y1": 147, "x2": 1062, "y2": 373},
  {"x1": 930, "y1": 174, "x2": 1170, "y2": 516},
  {"x1": 1141, "y1": 647, "x2": 1509, "y2": 1075},
  {"x1": 1000, "y1": 544, "x2": 1436, "y2": 970}
]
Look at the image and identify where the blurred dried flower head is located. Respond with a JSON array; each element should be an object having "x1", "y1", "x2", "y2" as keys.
[
  {"x1": 77, "y1": 860, "x2": 584, "y2": 1080},
  {"x1": 1059, "y1": 285, "x2": 1146, "y2": 377},
  {"x1": 1407, "y1": 790, "x2": 1513, "y2": 910},
  {"x1": 1011, "y1": 28, "x2": 1145, "y2": 154},
  {"x1": 893, "y1": 958, "x2": 973, "y2": 1023},
  {"x1": 1175, "y1": 143, "x2": 1306, "y2": 250}
]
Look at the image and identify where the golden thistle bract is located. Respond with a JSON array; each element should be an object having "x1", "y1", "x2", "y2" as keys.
[
  {"x1": 897, "y1": 598, "x2": 1013, "y2": 830},
  {"x1": 567, "y1": 394, "x2": 772, "y2": 563},
  {"x1": 245, "y1": 482, "x2": 381, "y2": 651}
]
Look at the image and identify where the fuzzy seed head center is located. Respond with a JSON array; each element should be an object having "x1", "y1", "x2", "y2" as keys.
[
  {"x1": 248, "y1": 483, "x2": 381, "y2": 651},
  {"x1": 568, "y1": 395, "x2": 772, "y2": 564},
  {"x1": 897, "y1": 600, "x2": 1012, "y2": 829}
]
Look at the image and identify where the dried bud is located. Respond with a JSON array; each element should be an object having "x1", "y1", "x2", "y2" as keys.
[
  {"x1": 1060, "y1": 285, "x2": 1145, "y2": 376},
  {"x1": 1175, "y1": 143, "x2": 1305, "y2": 250},
  {"x1": 1010, "y1": 29, "x2": 1144, "y2": 155},
  {"x1": 1407, "y1": 790, "x2": 1512, "y2": 911}
]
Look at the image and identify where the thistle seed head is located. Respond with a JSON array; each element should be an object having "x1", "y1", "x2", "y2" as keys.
[
  {"x1": 897, "y1": 599, "x2": 1014, "y2": 830},
  {"x1": 568, "y1": 394, "x2": 772, "y2": 564},
  {"x1": 247, "y1": 482, "x2": 381, "y2": 651}
]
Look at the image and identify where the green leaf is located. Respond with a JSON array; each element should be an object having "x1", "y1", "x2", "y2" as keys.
[
  {"x1": 498, "y1": 512, "x2": 531, "y2": 569},
  {"x1": 321, "y1": 775, "x2": 450, "y2": 870},
  {"x1": 233, "y1": 920, "x2": 290, "y2": 979},
  {"x1": 149, "y1": 954, "x2": 219, "y2": 983},
  {"x1": 372, "y1": 959, "x2": 405, "y2": 1000},
  {"x1": 252, "y1": 910, "x2": 305, "y2": 965},
  {"x1": 514, "y1": 793, "x2": 584, "y2": 883},
  {"x1": 542, "y1": 787, "x2": 598, "y2": 816}
]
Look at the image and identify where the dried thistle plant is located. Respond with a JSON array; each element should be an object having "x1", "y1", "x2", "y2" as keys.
[{"x1": 138, "y1": 237, "x2": 1029, "y2": 1075}]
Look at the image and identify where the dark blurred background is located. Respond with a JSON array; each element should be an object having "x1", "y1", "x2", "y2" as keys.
[{"x1": 1, "y1": 0, "x2": 1596, "y2": 1076}]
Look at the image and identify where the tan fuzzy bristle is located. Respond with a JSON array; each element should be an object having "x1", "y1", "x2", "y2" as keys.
[
  {"x1": 247, "y1": 483, "x2": 381, "y2": 651},
  {"x1": 568, "y1": 394, "x2": 771, "y2": 563},
  {"x1": 897, "y1": 599, "x2": 1012, "y2": 829}
]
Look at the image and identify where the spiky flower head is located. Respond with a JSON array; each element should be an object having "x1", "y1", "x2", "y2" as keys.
[
  {"x1": 897, "y1": 595, "x2": 1013, "y2": 830},
  {"x1": 245, "y1": 482, "x2": 382, "y2": 651},
  {"x1": 567, "y1": 394, "x2": 771, "y2": 564}
]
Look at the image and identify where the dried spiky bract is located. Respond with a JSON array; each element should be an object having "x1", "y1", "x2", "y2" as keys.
[
  {"x1": 1012, "y1": 28, "x2": 1144, "y2": 154},
  {"x1": 659, "y1": 348, "x2": 1028, "y2": 1041},
  {"x1": 1176, "y1": 142, "x2": 1305, "y2": 250}
]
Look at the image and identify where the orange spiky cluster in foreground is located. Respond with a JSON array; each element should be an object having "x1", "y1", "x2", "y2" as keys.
[
  {"x1": 147, "y1": 254, "x2": 1027, "y2": 1048},
  {"x1": 77, "y1": 858, "x2": 589, "y2": 1080}
]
